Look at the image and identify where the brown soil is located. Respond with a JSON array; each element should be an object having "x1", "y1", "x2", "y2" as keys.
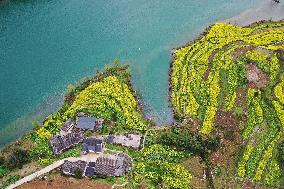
[
  {"x1": 215, "y1": 110, "x2": 240, "y2": 131},
  {"x1": 246, "y1": 64, "x2": 269, "y2": 89},
  {"x1": 203, "y1": 49, "x2": 218, "y2": 80},
  {"x1": 231, "y1": 46, "x2": 255, "y2": 60},
  {"x1": 17, "y1": 175, "x2": 112, "y2": 189},
  {"x1": 182, "y1": 117, "x2": 201, "y2": 132},
  {"x1": 243, "y1": 180, "x2": 254, "y2": 189},
  {"x1": 209, "y1": 134, "x2": 241, "y2": 167},
  {"x1": 209, "y1": 121, "x2": 243, "y2": 188},
  {"x1": 184, "y1": 156, "x2": 204, "y2": 178},
  {"x1": 235, "y1": 88, "x2": 247, "y2": 108},
  {"x1": 18, "y1": 162, "x2": 41, "y2": 177},
  {"x1": 183, "y1": 156, "x2": 207, "y2": 189}
]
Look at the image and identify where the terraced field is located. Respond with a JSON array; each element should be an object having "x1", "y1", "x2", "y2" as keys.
[{"x1": 170, "y1": 21, "x2": 284, "y2": 187}]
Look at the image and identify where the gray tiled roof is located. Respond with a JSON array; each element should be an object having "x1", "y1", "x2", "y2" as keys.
[
  {"x1": 83, "y1": 137, "x2": 103, "y2": 153},
  {"x1": 85, "y1": 166, "x2": 95, "y2": 177},
  {"x1": 61, "y1": 118, "x2": 74, "y2": 132},
  {"x1": 62, "y1": 160, "x2": 87, "y2": 175},
  {"x1": 94, "y1": 154, "x2": 132, "y2": 177},
  {"x1": 49, "y1": 132, "x2": 84, "y2": 155},
  {"x1": 76, "y1": 117, "x2": 97, "y2": 130},
  {"x1": 61, "y1": 153, "x2": 132, "y2": 178},
  {"x1": 107, "y1": 134, "x2": 142, "y2": 149}
]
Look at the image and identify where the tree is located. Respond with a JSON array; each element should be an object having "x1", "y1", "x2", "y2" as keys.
[
  {"x1": 157, "y1": 127, "x2": 220, "y2": 189},
  {"x1": 157, "y1": 127, "x2": 220, "y2": 158}
]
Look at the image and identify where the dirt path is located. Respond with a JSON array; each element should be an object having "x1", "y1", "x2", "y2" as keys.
[{"x1": 17, "y1": 175, "x2": 112, "y2": 189}]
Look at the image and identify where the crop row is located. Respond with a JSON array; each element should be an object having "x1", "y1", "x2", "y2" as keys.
[
  {"x1": 264, "y1": 159, "x2": 282, "y2": 186},
  {"x1": 239, "y1": 99, "x2": 281, "y2": 180},
  {"x1": 274, "y1": 75, "x2": 284, "y2": 105},
  {"x1": 242, "y1": 88, "x2": 263, "y2": 140},
  {"x1": 253, "y1": 132, "x2": 282, "y2": 181}
]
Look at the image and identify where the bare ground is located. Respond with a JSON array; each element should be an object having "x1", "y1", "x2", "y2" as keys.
[{"x1": 17, "y1": 174, "x2": 112, "y2": 189}]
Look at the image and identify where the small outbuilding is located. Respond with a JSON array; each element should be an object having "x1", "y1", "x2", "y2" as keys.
[
  {"x1": 107, "y1": 134, "x2": 142, "y2": 149},
  {"x1": 60, "y1": 118, "x2": 75, "y2": 136}
]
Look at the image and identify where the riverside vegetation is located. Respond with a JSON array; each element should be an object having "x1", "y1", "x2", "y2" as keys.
[{"x1": 1, "y1": 21, "x2": 284, "y2": 189}]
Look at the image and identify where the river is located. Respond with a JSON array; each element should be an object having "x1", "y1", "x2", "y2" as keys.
[{"x1": 0, "y1": 0, "x2": 267, "y2": 147}]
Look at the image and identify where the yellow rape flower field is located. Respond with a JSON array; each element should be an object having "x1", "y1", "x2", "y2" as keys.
[{"x1": 170, "y1": 21, "x2": 284, "y2": 188}]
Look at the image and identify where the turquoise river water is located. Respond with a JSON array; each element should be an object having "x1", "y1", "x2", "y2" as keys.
[{"x1": 0, "y1": 0, "x2": 266, "y2": 147}]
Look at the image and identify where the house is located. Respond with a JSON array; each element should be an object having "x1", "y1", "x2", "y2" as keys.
[
  {"x1": 62, "y1": 160, "x2": 87, "y2": 176},
  {"x1": 84, "y1": 162, "x2": 96, "y2": 177},
  {"x1": 83, "y1": 137, "x2": 104, "y2": 154},
  {"x1": 107, "y1": 134, "x2": 142, "y2": 149},
  {"x1": 75, "y1": 116, "x2": 104, "y2": 131},
  {"x1": 49, "y1": 132, "x2": 84, "y2": 155},
  {"x1": 61, "y1": 153, "x2": 132, "y2": 177},
  {"x1": 94, "y1": 153, "x2": 132, "y2": 177},
  {"x1": 60, "y1": 118, "x2": 75, "y2": 136}
]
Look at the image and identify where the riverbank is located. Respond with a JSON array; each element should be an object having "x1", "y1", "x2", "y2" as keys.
[{"x1": 225, "y1": 0, "x2": 284, "y2": 26}]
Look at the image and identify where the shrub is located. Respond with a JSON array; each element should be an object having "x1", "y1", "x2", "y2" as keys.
[
  {"x1": 142, "y1": 144, "x2": 188, "y2": 163},
  {"x1": 135, "y1": 161, "x2": 192, "y2": 189},
  {"x1": 0, "y1": 156, "x2": 4, "y2": 165},
  {"x1": 157, "y1": 127, "x2": 220, "y2": 159},
  {"x1": 0, "y1": 166, "x2": 9, "y2": 178},
  {"x1": 74, "y1": 168, "x2": 83, "y2": 179},
  {"x1": 1, "y1": 175, "x2": 21, "y2": 189},
  {"x1": 5, "y1": 148, "x2": 29, "y2": 169},
  {"x1": 278, "y1": 142, "x2": 284, "y2": 169}
]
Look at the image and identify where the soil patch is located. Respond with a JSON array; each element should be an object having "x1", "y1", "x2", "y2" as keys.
[
  {"x1": 246, "y1": 64, "x2": 269, "y2": 89},
  {"x1": 215, "y1": 110, "x2": 240, "y2": 131},
  {"x1": 235, "y1": 88, "x2": 247, "y2": 108},
  {"x1": 231, "y1": 46, "x2": 255, "y2": 60},
  {"x1": 17, "y1": 174, "x2": 112, "y2": 189},
  {"x1": 183, "y1": 156, "x2": 207, "y2": 189}
]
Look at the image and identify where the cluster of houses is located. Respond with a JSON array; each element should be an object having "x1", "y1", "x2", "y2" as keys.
[
  {"x1": 48, "y1": 112, "x2": 142, "y2": 178},
  {"x1": 62, "y1": 153, "x2": 132, "y2": 177}
]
